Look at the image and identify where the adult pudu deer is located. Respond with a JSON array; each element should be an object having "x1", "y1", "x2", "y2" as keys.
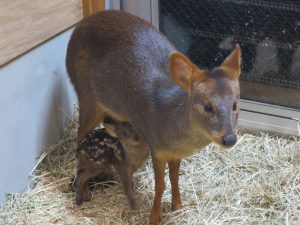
[
  {"x1": 66, "y1": 10, "x2": 241, "y2": 224},
  {"x1": 75, "y1": 117, "x2": 149, "y2": 209}
]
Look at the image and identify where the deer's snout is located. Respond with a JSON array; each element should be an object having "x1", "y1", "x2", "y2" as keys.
[{"x1": 221, "y1": 134, "x2": 237, "y2": 147}]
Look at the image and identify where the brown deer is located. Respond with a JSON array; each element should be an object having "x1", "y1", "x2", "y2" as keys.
[
  {"x1": 66, "y1": 10, "x2": 241, "y2": 225},
  {"x1": 75, "y1": 116, "x2": 150, "y2": 210}
]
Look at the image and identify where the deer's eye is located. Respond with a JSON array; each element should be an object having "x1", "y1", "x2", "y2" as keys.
[
  {"x1": 233, "y1": 102, "x2": 237, "y2": 111},
  {"x1": 204, "y1": 103, "x2": 213, "y2": 113}
]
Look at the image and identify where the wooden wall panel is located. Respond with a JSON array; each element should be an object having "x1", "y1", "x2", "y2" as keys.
[{"x1": 0, "y1": 0, "x2": 83, "y2": 66}]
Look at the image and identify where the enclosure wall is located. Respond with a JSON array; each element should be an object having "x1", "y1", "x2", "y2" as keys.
[{"x1": 0, "y1": 30, "x2": 76, "y2": 203}]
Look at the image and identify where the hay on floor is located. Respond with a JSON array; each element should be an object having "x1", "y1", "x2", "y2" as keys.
[{"x1": 1, "y1": 118, "x2": 300, "y2": 225}]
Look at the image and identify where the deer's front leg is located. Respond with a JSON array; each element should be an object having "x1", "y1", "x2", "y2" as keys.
[
  {"x1": 149, "y1": 153, "x2": 167, "y2": 225},
  {"x1": 168, "y1": 159, "x2": 183, "y2": 211}
]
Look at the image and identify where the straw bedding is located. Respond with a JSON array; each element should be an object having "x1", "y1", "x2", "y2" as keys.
[{"x1": 1, "y1": 118, "x2": 299, "y2": 225}]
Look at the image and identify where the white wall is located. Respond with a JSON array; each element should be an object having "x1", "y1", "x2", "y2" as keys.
[{"x1": 0, "y1": 29, "x2": 77, "y2": 203}]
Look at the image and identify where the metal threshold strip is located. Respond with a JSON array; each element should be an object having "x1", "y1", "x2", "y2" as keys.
[
  {"x1": 239, "y1": 100, "x2": 300, "y2": 136},
  {"x1": 240, "y1": 108, "x2": 300, "y2": 122}
]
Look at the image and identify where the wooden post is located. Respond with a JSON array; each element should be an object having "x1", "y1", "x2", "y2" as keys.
[{"x1": 82, "y1": 0, "x2": 105, "y2": 17}]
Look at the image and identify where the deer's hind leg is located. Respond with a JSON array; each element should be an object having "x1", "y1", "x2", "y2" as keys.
[{"x1": 77, "y1": 97, "x2": 104, "y2": 143}]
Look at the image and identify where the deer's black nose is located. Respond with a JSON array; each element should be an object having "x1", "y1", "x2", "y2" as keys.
[{"x1": 222, "y1": 134, "x2": 237, "y2": 147}]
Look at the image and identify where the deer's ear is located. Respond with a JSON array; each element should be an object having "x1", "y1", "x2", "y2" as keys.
[
  {"x1": 170, "y1": 51, "x2": 206, "y2": 90},
  {"x1": 221, "y1": 44, "x2": 241, "y2": 79}
]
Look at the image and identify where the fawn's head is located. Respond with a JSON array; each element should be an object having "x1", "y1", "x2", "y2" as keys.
[
  {"x1": 169, "y1": 45, "x2": 241, "y2": 148},
  {"x1": 104, "y1": 120, "x2": 142, "y2": 147}
]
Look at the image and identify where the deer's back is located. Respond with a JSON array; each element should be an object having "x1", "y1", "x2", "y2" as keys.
[{"x1": 67, "y1": 10, "x2": 175, "y2": 100}]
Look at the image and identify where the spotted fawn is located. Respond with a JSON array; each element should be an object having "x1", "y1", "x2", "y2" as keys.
[{"x1": 75, "y1": 117, "x2": 150, "y2": 209}]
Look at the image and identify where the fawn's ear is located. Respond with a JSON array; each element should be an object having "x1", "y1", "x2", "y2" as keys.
[
  {"x1": 169, "y1": 51, "x2": 205, "y2": 90},
  {"x1": 221, "y1": 44, "x2": 241, "y2": 79},
  {"x1": 104, "y1": 123, "x2": 119, "y2": 138}
]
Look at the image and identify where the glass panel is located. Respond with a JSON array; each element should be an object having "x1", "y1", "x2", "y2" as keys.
[{"x1": 159, "y1": 0, "x2": 300, "y2": 109}]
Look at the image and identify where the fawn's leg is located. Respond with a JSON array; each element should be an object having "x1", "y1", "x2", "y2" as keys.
[
  {"x1": 149, "y1": 153, "x2": 167, "y2": 225},
  {"x1": 77, "y1": 99, "x2": 104, "y2": 143},
  {"x1": 74, "y1": 169, "x2": 93, "y2": 205},
  {"x1": 118, "y1": 165, "x2": 137, "y2": 210},
  {"x1": 168, "y1": 160, "x2": 183, "y2": 211}
]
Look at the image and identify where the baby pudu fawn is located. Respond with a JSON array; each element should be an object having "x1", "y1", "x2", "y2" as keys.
[
  {"x1": 75, "y1": 116, "x2": 150, "y2": 209},
  {"x1": 67, "y1": 10, "x2": 241, "y2": 224}
]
